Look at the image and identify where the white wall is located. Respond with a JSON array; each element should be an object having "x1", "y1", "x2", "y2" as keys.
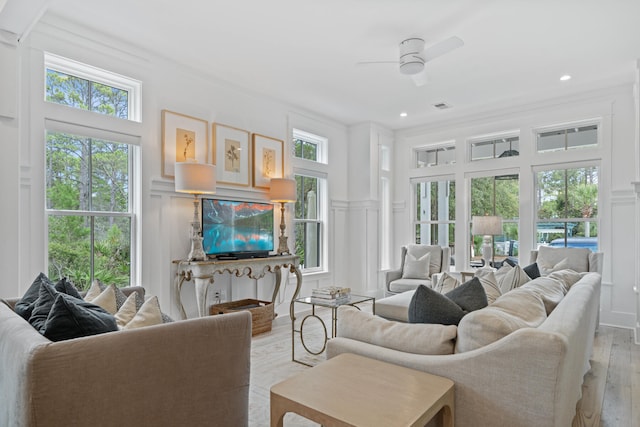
[
  {"x1": 1, "y1": 16, "x2": 350, "y2": 320},
  {"x1": 393, "y1": 84, "x2": 638, "y2": 330}
]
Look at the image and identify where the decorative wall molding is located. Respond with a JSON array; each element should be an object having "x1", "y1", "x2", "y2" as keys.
[{"x1": 392, "y1": 200, "x2": 406, "y2": 212}]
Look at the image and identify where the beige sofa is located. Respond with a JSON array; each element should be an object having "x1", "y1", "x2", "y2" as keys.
[
  {"x1": 327, "y1": 271, "x2": 601, "y2": 427},
  {"x1": 0, "y1": 288, "x2": 252, "y2": 427}
]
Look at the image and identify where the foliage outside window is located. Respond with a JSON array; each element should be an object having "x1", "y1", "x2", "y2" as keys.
[
  {"x1": 46, "y1": 132, "x2": 133, "y2": 290},
  {"x1": 414, "y1": 179, "x2": 455, "y2": 266},
  {"x1": 416, "y1": 146, "x2": 455, "y2": 168},
  {"x1": 470, "y1": 174, "x2": 520, "y2": 265},
  {"x1": 535, "y1": 166, "x2": 598, "y2": 249},
  {"x1": 537, "y1": 124, "x2": 598, "y2": 153},
  {"x1": 470, "y1": 136, "x2": 519, "y2": 161},
  {"x1": 294, "y1": 174, "x2": 322, "y2": 270},
  {"x1": 44, "y1": 55, "x2": 138, "y2": 290}
]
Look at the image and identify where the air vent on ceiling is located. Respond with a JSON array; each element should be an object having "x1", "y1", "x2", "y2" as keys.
[{"x1": 433, "y1": 102, "x2": 452, "y2": 110}]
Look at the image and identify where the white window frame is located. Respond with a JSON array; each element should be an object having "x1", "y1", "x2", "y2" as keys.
[
  {"x1": 414, "y1": 142, "x2": 456, "y2": 168},
  {"x1": 43, "y1": 53, "x2": 141, "y2": 287},
  {"x1": 292, "y1": 129, "x2": 328, "y2": 274},
  {"x1": 468, "y1": 132, "x2": 520, "y2": 162},
  {"x1": 534, "y1": 119, "x2": 600, "y2": 153}
]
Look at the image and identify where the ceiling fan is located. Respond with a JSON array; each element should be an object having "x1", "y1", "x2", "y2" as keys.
[{"x1": 358, "y1": 36, "x2": 464, "y2": 86}]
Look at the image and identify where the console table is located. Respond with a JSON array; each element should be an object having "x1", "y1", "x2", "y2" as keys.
[{"x1": 173, "y1": 255, "x2": 302, "y2": 320}]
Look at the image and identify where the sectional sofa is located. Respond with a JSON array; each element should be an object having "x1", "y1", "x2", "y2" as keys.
[{"x1": 327, "y1": 268, "x2": 601, "y2": 427}]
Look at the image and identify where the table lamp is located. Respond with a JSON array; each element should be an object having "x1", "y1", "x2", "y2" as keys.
[
  {"x1": 269, "y1": 178, "x2": 297, "y2": 255},
  {"x1": 472, "y1": 215, "x2": 502, "y2": 268},
  {"x1": 175, "y1": 161, "x2": 216, "y2": 261}
]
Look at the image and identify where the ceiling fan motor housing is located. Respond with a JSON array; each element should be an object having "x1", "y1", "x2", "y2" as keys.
[{"x1": 399, "y1": 38, "x2": 425, "y2": 75}]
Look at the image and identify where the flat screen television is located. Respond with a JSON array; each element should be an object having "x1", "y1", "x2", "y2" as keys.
[{"x1": 201, "y1": 198, "x2": 274, "y2": 258}]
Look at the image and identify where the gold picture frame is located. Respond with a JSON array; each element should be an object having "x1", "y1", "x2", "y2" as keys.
[
  {"x1": 161, "y1": 110, "x2": 209, "y2": 178},
  {"x1": 252, "y1": 133, "x2": 284, "y2": 189},
  {"x1": 213, "y1": 123, "x2": 250, "y2": 187}
]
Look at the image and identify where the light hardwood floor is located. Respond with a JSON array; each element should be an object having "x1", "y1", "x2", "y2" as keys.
[{"x1": 249, "y1": 311, "x2": 640, "y2": 427}]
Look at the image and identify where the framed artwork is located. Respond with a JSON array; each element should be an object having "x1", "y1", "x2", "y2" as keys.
[
  {"x1": 252, "y1": 133, "x2": 284, "y2": 189},
  {"x1": 213, "y1": 123, "x2": 250, "y2": 186},
  {"x1": 161, "y1": 110, "x2": 209, "y2": 178}
]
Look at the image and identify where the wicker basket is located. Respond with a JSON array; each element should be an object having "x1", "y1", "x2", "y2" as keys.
[{"x1": 210, "y1": 299, "x2": 274, "y2": 336}]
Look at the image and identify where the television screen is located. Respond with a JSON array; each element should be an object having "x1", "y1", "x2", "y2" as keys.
[{"x1": 201, "y1": 198, "x2": 274, "y2": 256}]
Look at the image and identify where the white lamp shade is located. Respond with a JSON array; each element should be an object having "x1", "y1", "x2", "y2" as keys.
[
  {"x1": 174, "y1": 162, "x2": 216, "y2": 195},
  {"x1": 472, "y1": 215, "x2": 503, "y2": 235},
  {"x1": 269, "y1": 178, "x2": 297, "y2": 202}
]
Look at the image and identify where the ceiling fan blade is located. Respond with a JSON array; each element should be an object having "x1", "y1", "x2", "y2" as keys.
[
  {"x1": 423, "y1": 36, "x2": 464, "y2": 62},
  {"x1": 411, "y1": 70, "x2": 429, "y2": 87},
  {"x1": 356, "y1": 60, "x2": 399, "y2": 66}
]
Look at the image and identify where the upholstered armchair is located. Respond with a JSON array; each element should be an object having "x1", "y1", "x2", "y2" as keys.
[
  {"x1": 384, "y1": 245, "x2": 451, "y2": 295},
  {"x1": 529, "y1": 245, "x2": 603, "y2": 275}
]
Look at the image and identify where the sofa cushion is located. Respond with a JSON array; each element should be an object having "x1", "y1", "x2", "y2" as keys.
[
  {"x1": 376, "y1": 290, "x2": 415, "y2": 322},
  {"x1": 517, "y1": 276, "x2": 568, "y2": 314},
  {"x1": 388, "y1": 278, "x2": 432, "y2": 294},
  {"x1": 42, "y1": 293, "x2": 118, "y2": 341},
  {"x1": 456, "y1": 286, "x2": 548, "y2": 353},
  {"x1": 408, "y1": 279, "x2": 487, "y2": 325},
  {"x1": 537, "y1": 246, "x2": 590, "y2": 274},
  {"x1": 337, "y1": 306, "x2": 457, "y2": 355},
  {"x1": 14, "y1": 273, "x2": 53, "y2": 321},
  {"x1": 401, "y1": 252, "x2": 431, "y2": 279}
]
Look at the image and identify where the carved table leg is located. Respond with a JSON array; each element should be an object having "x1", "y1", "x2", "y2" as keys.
[{"x1": 289, "y1": 265, "x2": 303, "y2": 321}]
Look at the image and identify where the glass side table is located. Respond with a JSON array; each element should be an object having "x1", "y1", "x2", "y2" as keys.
[{"x1": 292, "y1": 294, "x2": 375, "y2": 366}]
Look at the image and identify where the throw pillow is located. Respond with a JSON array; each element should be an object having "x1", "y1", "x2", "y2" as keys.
[
  {"x1": 28, "y1": 282, "x2": 61, "y2": 332},
  {"x1": 92, "y1": 279, "x2": 131, "y2": 310},
  {"x1": 408, "y1": 285, "x2": 466, "y2": 325},
  {"x1": 498, "y1": 264, "x2": 531, "y2": 293},
  {"x1": 87, "y1": 284, "x2": 118, "y2": 315},
  {"x1": 84, "y1": 280, "x2": 104, "y2": 301},
  {"x1": 123, "y1": 296, "x2": 164, "y2": 330},
  {"x1": 54, "y1": 277, "x2": 82, "y2": 299},
  {"x1": 537, "y1": 257, "x2": 570, "y2": 276},
  {"x1": 523, "y1": 262, "x2": 541, "y2": 280},
  {"x1": 445, "y1": 277, "x2": 488, "y2": 312},
  {"x1": 433, "y1": 272, "x2": 460, "y2": 294},
  {"x1": 401, "y1": 252, "x2": 431, "y2": 280},
  {"x1": 115, "y1": 291, "x2": 139, "y2": 328},
  {"x1": 14, "y1": 272, "x2": 53, "y2": 321},
  {"x1": 42, "y1": 293, "x2": 117, "y2": 342},
  {"x1": 473, "y1": 269, "x2": 502, "y2": 304}
]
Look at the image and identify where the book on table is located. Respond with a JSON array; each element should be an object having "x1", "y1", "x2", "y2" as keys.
[{"x1": 311, "y1": 286, "x2": 350, "y2": 299}]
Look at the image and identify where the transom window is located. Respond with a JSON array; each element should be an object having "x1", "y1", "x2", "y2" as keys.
[
  {"x1": 470, "y1": 136, "x2": 519, "y2": 161},
  {"x1": 416, "y1": 145, "x2": 455, "y2": 168},
  {"x1": 537, "y1": 124, "x2": 598, "y2": 153}
]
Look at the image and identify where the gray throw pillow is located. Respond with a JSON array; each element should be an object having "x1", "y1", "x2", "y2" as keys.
[
  {"x1": 408, "y1": 278, "x2": 488, "y2": 325},
  {"x1": 14, "y1": 273, "x2": 53, "y2": 321},
  {"x1": 43, "y1": 293, "x2": 117, "y2": 341}
]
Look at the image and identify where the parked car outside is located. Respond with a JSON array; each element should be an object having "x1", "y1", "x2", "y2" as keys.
[{"x1": 548, "y1": 237, "x2": 598, "y2": 252}]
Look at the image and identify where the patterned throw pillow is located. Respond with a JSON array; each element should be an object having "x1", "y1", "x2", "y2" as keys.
[{"x1": 401, "y1": 252, "x2": 431, "y2": 280}]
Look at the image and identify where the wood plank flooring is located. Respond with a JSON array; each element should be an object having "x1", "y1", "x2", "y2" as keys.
[{"x1": 250, "y1": 312, "x2": 640, "y2": 427}]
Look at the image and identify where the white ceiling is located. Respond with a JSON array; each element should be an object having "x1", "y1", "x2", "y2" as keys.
[{"x1": 20, "y1": 1, "x2": 640, "y2": 129}]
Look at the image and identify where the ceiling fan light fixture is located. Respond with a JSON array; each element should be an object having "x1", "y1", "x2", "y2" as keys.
[{"x1": 399, "y1": 38, "x2": 425, "y2": 75}]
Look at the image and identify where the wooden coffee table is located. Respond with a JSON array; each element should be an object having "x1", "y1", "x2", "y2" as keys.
[{"x1": 270, "y1": 353, "x2": 454, "y2": 427}]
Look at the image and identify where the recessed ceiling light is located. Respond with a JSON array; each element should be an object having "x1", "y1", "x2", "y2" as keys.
[
  {"x1": 560, "y1": 75, "x2": 572, "y2": 81},
  {"x1": 400, "y1": 112, "x2": 408, "y2": 117}
]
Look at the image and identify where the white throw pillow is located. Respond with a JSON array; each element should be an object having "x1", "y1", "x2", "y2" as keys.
[
  {"x1": 498, "y1": 264, "x2": 531, "y2": 293},
  {"x1": 402, "y1": 252, "x2": 431, "y2": 280},
  {"x1": 115, "y1": 291, "x2": 139, "y2": 328},
  {"x1": 85, "y1": 284, "x2": 118, "y2": 315},
  {"x1": 538, "y1": 257, "x2": 570, "y2": 276},
  {"x1": 473, "y1": 269, "x2": 502, "y2": 304},
  {"x1": 433, "y1": 272, "x2": 460, "y2": 294},
  {"x1": 123, "y1": 296, "x2": 164, "y2": 330}
]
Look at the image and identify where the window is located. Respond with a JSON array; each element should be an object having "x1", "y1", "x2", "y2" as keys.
[
  {"x1": 44, "y1": 54, "x2": 140, "y2": 289},
  {"x1": 535, "y1": 165, "x2": 598, "y2": 249},
  {"x1": 470, "y1": 174, "x2": 520, "y2": 265},
  {"x1": 292, "y1": 129, "x2": 327, "y2": 272},
  {"x1": 413, "y1": 178, "x2": 455, "y2": 267},
  {"x1": 537, "y1": 124, "x2": 597, "y2": 153},
  {"x1": 415, "y1": 145, "x2": 455, "y2": 167},
  {"x1": 470, "y1": 136, "x2": 519, "y2": 161}
]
